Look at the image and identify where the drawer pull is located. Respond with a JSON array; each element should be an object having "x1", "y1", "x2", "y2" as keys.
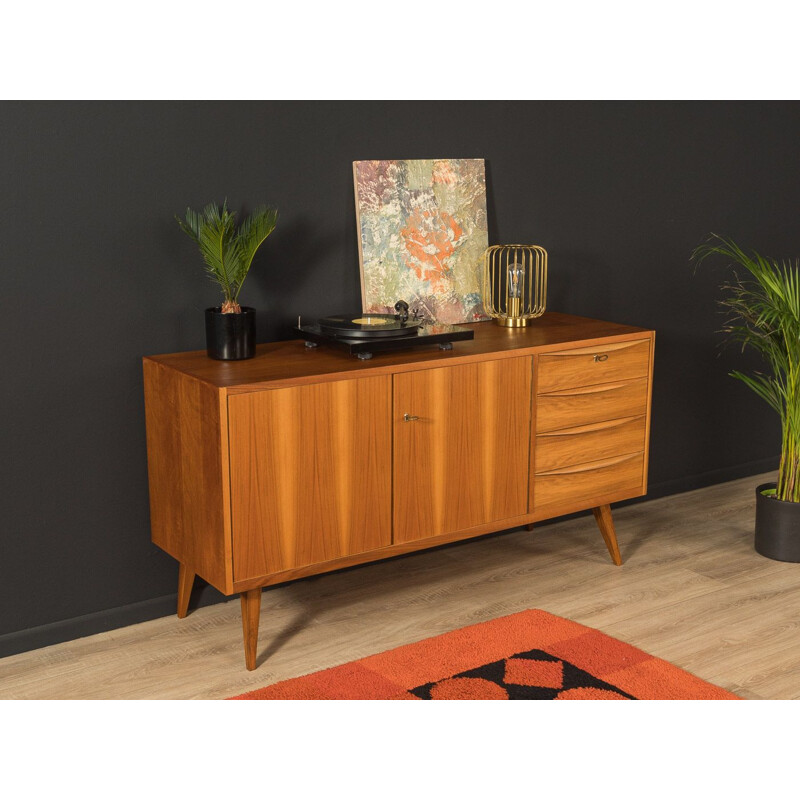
[
  {"x1": 403, "y1": 413, "x2": 420, "y2": 422},
  {"x1": 537, "y1": 451, "x2": 640, "y2": 477},
  {"x1": 538, "y1": 415, "x2": 644, "y2": 437},
  {"x1": 545, "y1": 379, "x2": 641, "y2": 397},
  {"x1": 593, "y1": 354, "x2": 609, "y2": 362},
  {"x1": 546, "y1": 339, "x2": 648, "y2": 357}
]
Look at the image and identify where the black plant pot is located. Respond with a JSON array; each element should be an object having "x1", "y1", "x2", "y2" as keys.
[
  {"x1": 754, "y1": 482, "x2": 800, "y2": 562},
  {"x1": 205, "y1": 307, "x2": 256, "y2": 361}
]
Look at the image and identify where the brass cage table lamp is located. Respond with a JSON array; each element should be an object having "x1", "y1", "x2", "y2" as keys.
[{"x1": 483, "y1": 244, "x2": 548, "y2": 327}]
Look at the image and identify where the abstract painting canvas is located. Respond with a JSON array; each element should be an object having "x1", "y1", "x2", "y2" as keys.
[{"x1": 353, "y1": 158, "x2": 490, "y2": 324}]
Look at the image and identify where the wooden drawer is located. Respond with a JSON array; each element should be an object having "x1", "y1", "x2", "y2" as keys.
[
  {"x1": 533, "y1": 451, "x2": 645, "y2": 519},
  {"x1": 535, "y1": 414, "x2": 647, "y2": 473},
  {"x1": 536, "y1": 377, "x2": 648, "y2": 433},
  {"x1": 537, "y1": 338, "x2": 650, "y2": 394}
]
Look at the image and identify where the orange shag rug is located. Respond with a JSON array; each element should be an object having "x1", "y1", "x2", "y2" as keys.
[{"x1": 230, "y1": 609, "x2": 739, "y2": 700}]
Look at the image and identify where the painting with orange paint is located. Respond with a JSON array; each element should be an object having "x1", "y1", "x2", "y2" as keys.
[{"x1": 353, "y1": 158, "x2": 490, "y2": 324}]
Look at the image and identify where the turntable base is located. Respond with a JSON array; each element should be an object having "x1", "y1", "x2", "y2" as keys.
[{"x1": 294, "y1": 321, "x2": 474, "y2": 359}]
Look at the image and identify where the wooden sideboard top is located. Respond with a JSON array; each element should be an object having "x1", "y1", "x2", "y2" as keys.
[{"x1": 143, "y1": 311, "x2": 654, "y2": 391}]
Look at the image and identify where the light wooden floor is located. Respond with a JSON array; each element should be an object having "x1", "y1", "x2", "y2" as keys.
[{"x1": 2, "y1": 470, "x2": 799, "y2": 700}]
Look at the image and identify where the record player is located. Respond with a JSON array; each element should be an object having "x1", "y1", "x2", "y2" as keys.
[{"x1": 294, "y1": 300, "x2": 474, "y2": 359}]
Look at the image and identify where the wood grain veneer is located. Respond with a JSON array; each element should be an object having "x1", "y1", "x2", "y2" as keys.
[
  {"x1": 529, "y1": 331, "x2": 654, "y2": 528},
  {"x1": 142, "y1": 360, "x2": 230, "y2": 593},
  {"x1": 228, "y1": 376, "x2": 392, "y2": 581},
  {"x1": 393, "y1": 357, "x2": 532, "y2": 543},
  {"x1": 535, "y1": 377, "x2": 649, "y2": 433},
  {"x1": 144, "y1": 312, "x2": 650, "y2": 391},
  {"x1": 535, "y1": 414, "x2": 647, "y2": 473},
  {"x1": 537, "y1": 338, "x2": 651, "y2": 394},
  {"x1": 533, "y1": 452, "x2": 646, "y2": 520},
  {"x1": 230, "y1": 510, "x2": 540, "y2": 592},
  {"x1": 642, "y1": 331, "x2": 656, "y2": 493}
]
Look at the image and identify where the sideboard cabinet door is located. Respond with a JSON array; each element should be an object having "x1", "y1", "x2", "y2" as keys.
[
  {"x1": 393, "y1": 357, "x2": 532, "y2": 543},
  {"x1": 228, "y1": 376, "x2": 393, "y2": 582}
]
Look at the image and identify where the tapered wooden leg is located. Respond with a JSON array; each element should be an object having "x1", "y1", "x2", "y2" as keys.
[
  {"x1": 177, "y1": 563, "x2": 195, "y2": 619},
  {"x1": 241, "y1": 589, "x2": 262, "y2": 671},
  {"x1": 526, "y1": 523, "x2": 535, "y2": 531},
  {"x1": 592, "y1": 504, "x2": 622, "y2": 565}
]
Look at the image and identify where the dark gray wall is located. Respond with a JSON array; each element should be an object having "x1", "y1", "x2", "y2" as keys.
[{"x1": 1, "y1": 101, "x2": 796, "y2": 656}]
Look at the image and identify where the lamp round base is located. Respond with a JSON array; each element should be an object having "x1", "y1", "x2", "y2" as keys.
[{"x1": 493, "y1": 316, "x2": 529, "y2": 328}]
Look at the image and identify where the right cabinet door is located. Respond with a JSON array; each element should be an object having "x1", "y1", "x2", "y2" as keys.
[
  {"x1": 393, "y1": 357, "x2": 532, "y2": 544},
  {"x1": 531, "y1": 337, "x2": 652, "y2": 520}
]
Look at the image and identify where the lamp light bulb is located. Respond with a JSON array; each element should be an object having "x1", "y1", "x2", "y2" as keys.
[{"x1": 508, "y1": 261, "x2": 524, "y2": 299}]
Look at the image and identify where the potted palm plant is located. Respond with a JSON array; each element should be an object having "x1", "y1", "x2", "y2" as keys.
[
  {"x1": 177, "y1": 200, "x2": 278, "y2": 360},
  {"x1": 692, "y1": 233, "x2": 800, "y2": 561}
]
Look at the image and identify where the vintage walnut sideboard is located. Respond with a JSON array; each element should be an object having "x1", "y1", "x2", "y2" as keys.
[{"x1": 143, "y1": 312, "x2": 655, "y2": 669}]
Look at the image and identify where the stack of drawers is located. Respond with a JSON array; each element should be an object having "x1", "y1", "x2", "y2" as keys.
[{"x1": 531, "y1": 338, "x2": 652, "y2": 520}]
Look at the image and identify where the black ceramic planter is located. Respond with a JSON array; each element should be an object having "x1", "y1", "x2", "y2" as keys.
[
  {"x1": 205, "y1": 306, "x2": 256, "y2": 360},
  {"x1": 754, "y1": 482, "x2": 800, "y2": 562}
]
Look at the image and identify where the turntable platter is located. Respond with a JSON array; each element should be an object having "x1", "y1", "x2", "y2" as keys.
[{"x1": 318, "y1": 313, "x2": 421, "y2": 340}]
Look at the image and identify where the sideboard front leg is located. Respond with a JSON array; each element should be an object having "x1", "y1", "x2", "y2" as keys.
[
  {"x1": 592, "y1": 504, "x2": 622, "y2": 566},
  {"x1": 241, "y1": 589, "x2": 262, "y2": 671},
  {"x1": 177, "y1": 563, "x2": 195, "y2": 619}
]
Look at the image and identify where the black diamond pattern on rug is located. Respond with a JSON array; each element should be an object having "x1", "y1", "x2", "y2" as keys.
[{"x1": 409, "y1": 648, "x2": 637, "y2": 700}]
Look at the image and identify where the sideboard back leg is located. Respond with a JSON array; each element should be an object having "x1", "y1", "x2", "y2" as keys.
[
  {"x1": 592, "y1": 504, "x2": 623, "y2": 566},
  {"x1": 241, "y1": 589, "x2": 262, "y2": 671},
  {"x1": 526, "y1": 523, "x2": 535, "y2": 531},
  {"x1": 177, "y1": 563, "x2": 195, "y2": 619}
]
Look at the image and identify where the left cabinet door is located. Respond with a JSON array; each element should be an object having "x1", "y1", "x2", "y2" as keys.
[{"x1": 228, "y1": 376, "x2": 393, "y2": 582}]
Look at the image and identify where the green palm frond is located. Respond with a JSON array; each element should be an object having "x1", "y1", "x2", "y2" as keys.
[
  {"x1": 234, "y1": 205, "x2": 278, "y2": 301},
  {"x1": 176, "y1": 200, "x2": 277, "y2": 311},
  {"x1": 692, "y1": 233, "x2": 800, "y2": 502},
  {"x1": 730, "y1": 370, "x2": 783, "y2": 415}
]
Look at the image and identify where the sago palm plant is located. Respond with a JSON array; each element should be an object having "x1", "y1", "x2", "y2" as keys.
[
  {"x1": 177, "y1": 200, "x2": 278, "y2": 313},
  {"x1": 692, "y1": 233, "x2": 800, "y2": 503}
]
